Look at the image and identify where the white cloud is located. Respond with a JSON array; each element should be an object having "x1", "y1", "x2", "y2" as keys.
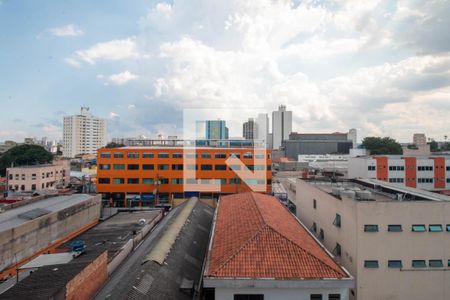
[
  {"x1": 66, "y1": 38, "x2": 139, "y2": 66},
  {"x1": 49, "y1": 24, "x2": 84, "y2": 37},
  {"x1": 128, "y1": 104, "x2": 136, "y2": 110},
  {"x1": 108, "y1": 71, "x2": 139, "y2": 86},
  {"x1": 109, "y1": 112, "x2": 119, "y2": 119}
]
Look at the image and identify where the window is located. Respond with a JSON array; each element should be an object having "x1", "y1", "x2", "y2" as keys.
[
  {"x1": 333, "y1": 243, "x2": 342, "y2": 257},
  {"x1": 448, "y1": 260, "x2": 450, "y2": 267},
  {"x1": 412, "y1": 260, "x2": 427, "y2": 268},
  {"x1": 186, "y1": 178, "x2": 197, "y2": 184},
  {"x1": 246, "y1": 165, "x2": 255, "y2": 171},
  {"x1": 201, "y1": 153, "x2": 211, "y2": 158},
  {"x1": 187, "y1": 164, "x2": 198, "y2": 170},
  {"x1": 429, "y1": 224, "x2": 443, "y2": 232},
  {"x1": 159, "y1": 178, "x2": 169, "y2": 184},
  {"x1": 328, "y1": 295, "x2": 341, "y2": 300},
  {"x1": 388, "y1": 225, "x2": 402, "y2": 232},
  {"x1": 142, "y1": 178, "x2": 154, "y2": 184},
  {"x1": 142, "y1": 152, "x2": 154, "y2": 158},
  {"x1": 98, "y1": 178, "x2": 110, "y2": 184},
  {"x1": 219, "y1": 178, "x2": 227, "y2": 184},
  {"x1": 158, "y1": 164, "x2": 170, "y2": 170},
  {"x1": 319, "y1": 229, "x2": 324, "y2": 240},
  {"x1": 172, "y1": 164, "x2": 183, "y2": 170},
  {"x1": 243, "y1": 152, "x2": 253, "y2": 159},
  {"x1": 201, "y1": 164, "x2": 213, "y2": 170},
  {"x1": 113, "y1": 152, "x2": 124, "y2": 158},
  {"x1": 230, "y1": 153, "x2": 240, "y2": 159},
  {"x1": 158, "y1": 153, "x2": 169, "y2": 158},
  {"x1": 310, "y1": 295, "x2": 322, "y2": 300},
  {"x1": 333, "y1": 214, "x2": 341, "y2": 228},
  {"x1": 388, "y1": 260, "x2": 402, "y2": 268},
  {"x1": 31, "y1": 184, "x2": 36, "y2": 190},
  {"x1": 313, "y1": 199, "x2": 317, "y2": 209},
  {"x1": 113, "y1": 164, "x2": 125, "y2": 170},
  {"x1": 143, "y1": 164, "x2": 154, "y2": 170},
  {"x1": 389, "y1": 178, "x2": 404, "y2": 183},
  {"x1": 234, "y1": 295, "x2": 264, "y2": 300},
  {"x1": 127, "y1": 152, "x2": 139, "y2": 159},
  {"x1": 368, "y1": 165, "x2": 376, "y2": 171},
  {"x1": 171, "y1": 178, "x2": 183, "y2": 184},
  {"x1": 172, "y1": 153, "x2": 183, "y2": 158},
  {"x1": 418, "y1": 178, "x2": 434, "y2": 183},
  {"x1": 429, "y1": 260, "x2": 443, "y2": 268},
  {"x1": 100, "y1": 152, "x2": 111, "y2": 158},
  {"x1": 412, "y1": 224, "x2": 426, "y2": 232},
  {"x1": 267, "y1": 165, "x2": 272, "y2": 171},
  {"x1": 311, "y1": 222, "x2": 317, "y2": 233},
  {"x1": 446, "y1": 224, "x2": 450, "y2": 232},
  {"x1": 113, "y1": 178, "x2": 124, "y2": 184},
  {"x1": 127, "y1": 178, "x2": 139, "y2": 184},
  {"x1": 364, "y1": 260, "x2": 379, "y2": 268},
  {"x1": 229, "y1": 165, "x2": 241, "y2": 171},
  {"x1": 99, "y1": 164, "x2": 110, "y2": 170},
  {"x1": 418, "y1": 166, "x2": 433, "y2": 171},
  {"x1": 127, "y1": 164, "x2": 139, "y2": 170},
  {"x1": 215, "y1": 153, "x2": 226, "y2": 159},
  {"x1": 230, "y1": 178, "x2": 241, "y2": 184},
  {"x1": 215, "y1": 164, "x2": 227, "y2": 170},
  {"x1": 186, "y1": 153, "x2": 198, "y2": 158},
  {"x1": 364, "y1": 225, "x2": 378, "y2": 232}
]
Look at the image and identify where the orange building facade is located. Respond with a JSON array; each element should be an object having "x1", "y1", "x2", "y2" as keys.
[{"x1": 97, "y1": 147, "x2": 272, "y2": 206}]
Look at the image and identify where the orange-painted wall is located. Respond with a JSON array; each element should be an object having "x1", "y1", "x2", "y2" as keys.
[
  {"x1": 431, "y1": 157, "x2": 446, "y2": 189},
  {"x1": 97, "y1": 147, "x2": 272, "y2": 201},
  {"x1": 375, "y1": 156, "x2": 388, "y2": 181},
  {"x1": 402, "y1": 157, "x2": 417, "y2": 188}
]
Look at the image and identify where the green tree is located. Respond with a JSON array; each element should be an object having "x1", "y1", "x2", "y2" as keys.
[
  {"x1": 362, "y1": 137, "x2": 403, "y2": 155},
  {"x1": 105, "y1": 142, "x2": 125, "y2": 148},
  {"x1": 429, "y1": 140, "x2": 439, "y2": 152},
  {"x1": 0, "y1": 144, "x2": 53, "y2": 176}
]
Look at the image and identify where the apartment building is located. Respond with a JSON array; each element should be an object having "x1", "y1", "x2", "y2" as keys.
[
  {"x1": 63, "y1": 107, "x2": 107, "y2": 158},
  {"x1": 272, "y1": 105, "x2": 292, "y2": 150},
  {"x1": 348, "y1": 155, "x2": 450, "y2": 192},
  {"x1": 203, "y1": 192, "x2": 353, "y2": 300},
  {"x1": 97, "y1": 146, "x2": 272, "y2": 206},
  {"x1": 6, "y1": 160, "x2": 70, "y2": 192},
  {"x1": 294, "y1": 178, "x2": 450, "y2": 300}
]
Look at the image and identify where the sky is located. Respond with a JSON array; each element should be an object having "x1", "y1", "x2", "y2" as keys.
[{"x1": 0, "y1": 0, "x2": 450, "y2": 143}]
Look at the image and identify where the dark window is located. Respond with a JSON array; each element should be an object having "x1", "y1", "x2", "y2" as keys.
[
  {"x1": 230, "y1": 153, "x2": 240, "y2": 159},
  {"x1": 388, "y1": 260, "x2": 402, "y2": 268},
  {"x1": 328, "y1": 295, "x2": 341, "y2": 300},
  {"x1": 333, "y1": 243, "x2": 342, "y2": 257},
  {"x1": 172, "y1": 164, "x2": 184, "y2": 170},
  {"x1": 429, "y1": 224, "x2": 443, "y2": 232},
  {"x1": 333, "y1": 214, "x2": 341, "y2": 228},
  {"x1": 310, "y1": 295, "x2": 322, "y2": 300},
  {"x1": 246, "y1": 165, "x2": 255, "y2": 171},
  {"x1": 230, "y1": 178, "x2": 241, "y2": 184},
  {"x1": 267, "y1": 165, "x2": 272, "y2": 171},
  {"x1": 388, "y1": 225, "x2": 402, "y2": 232},
  {"x1": 201, "y1": 153, "x2": 211, "y2": 158},
  {"x1": 127, "y1": 178, "x2": 139, "y2": 184},
  {"x1": 158, "y1": 164, "x2": 170, "y2": 170},
  {"x1": 127, "y1": 152, "x2": 139, "y2": 159},
  {"x1": 215, "y1": 153, "x2": 227, "y2": 159},
  {"x1": 446, "y1": 224, "x2": 450, "y2": 232},
  {"x1": 142, "y1": 178, "x2": 154, "y2": 184},
  {"x1": 171, "y1": 178, "x2": 183, "y2": 184},
  {"x1": 127, "y1": 164, "x2": 139, "y2": 170},
  {"x1": 159, "y1": 178, "x2": 169, "y2": 184},
  {"x1": 158, "y1": 153, "x2": 169, "y2": 158},
  {"x1": 412, "y1": 224, "x2": 426, "y2": 232},
  {"x1": 368, "y1": 165, "x2": 376, "y2": 171},
  {"x1": 364, "y1": 260, "x2": 379, "y2": 268},
  {"x1": 172, "y1": 153, "x2": 183, "y2": 158},
  {"x1": 113, "y1": 164, "x2": 125, "y2": 170},
  {"x1": 142, "y1": 152, "x2": 154, "y2": 158},
  {"x1": 98, "y1": 178, "x2": 110, "y2": 184},
  {"x1": 243, "y1": 152, "x2": 253, "y2": 159},
  {"x1": 364, "y1": 225, "x2": 378, "y2": 232},
  {"x1": 234, "y1": 295, "x2": 264, "y2": 300},
  {"x1": 319, "y1": 229, "x2": 324, "y2": 240},
  {"x1": 201, "y1": 164, "x2": 213, "y2": 170},
  {"x1": 113, "y1": 178, "x2": 124, "y2": 184},
  {"x1": 100, "y1": 152, "x2": 111, "y2": 158},
  {"x1": 412, "y1": 260, "x2": 427, "y2": 268},
  {"x1": 215, "y1": 164, "x2": 227, "y2": 170},
  {"x1": 143, "y1": 164, "x2": 154, "y2": 170},
  {"x1": 313, "y1": 199, "x2": 317, "y2": 209},
  {"x1": 311, "y1": 222, "x2": 317, "y2": 233},
  {"x1": 429, "y1": 260, "x2": 443, "y2": 268},
  {"x1": 113, "y1": 152, "x2": 124, "y2": 158}
]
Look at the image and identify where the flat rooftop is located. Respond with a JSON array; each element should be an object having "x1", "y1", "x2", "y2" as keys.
[{"x1": 0, "y1": 194, "x2": 95, "y2": 232}]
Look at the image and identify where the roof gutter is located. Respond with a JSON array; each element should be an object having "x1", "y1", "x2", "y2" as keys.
[{"x1": 203, "y1": 277, "x2": 354, "y2": 289}]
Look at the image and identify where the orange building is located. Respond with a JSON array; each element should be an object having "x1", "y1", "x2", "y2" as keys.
[{"x1": 97, "y1": 147, "x2": 272, "y2": 206}]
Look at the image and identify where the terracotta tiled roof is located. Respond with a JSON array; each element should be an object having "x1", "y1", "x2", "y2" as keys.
[{"x1": 206, "y1": 192, "x2": 348, "y2": 279}]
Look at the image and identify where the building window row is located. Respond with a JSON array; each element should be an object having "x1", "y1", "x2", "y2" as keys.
[
  {"x1": 102, "y1": 177, "x2": 267, "y2": 185},
  {"x1": 418, "y1": 178, "x2": 434, "y2": 183},
  {"x1": 418, "y1": 166, "x2": 433, "y2": 171},
  {"x1": 389, "y1": 178, "x2": 404, "y2": 183},
  {"x1": 365, "y1": 224, "x2": 449, "y2": 232},
  {"x1": 368, "y1": 166, "x2": 376, "y2": 171},
  {"x1": 310, "y1": 294, "x2": 341, "y2": 300},
  {"x1": 99, "y1": 152, "x2": 271, "y2": 160},
  {"x1": 99, "y1": 163, "x2": 270, "y2": 171},
  {"x1": 365, "y1": 259, "x2": 449, "y2": 269},
  {"x1": 389, "y1": 166, "x2": 405, "y2": 171}
]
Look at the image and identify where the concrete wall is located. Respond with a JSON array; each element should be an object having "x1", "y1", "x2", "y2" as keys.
[
  {"x1": 295, "y1": 179, "x2": 450, "y2": 300},
  {"x1": 65, "y1": 251, "x2": 108, "y2": 300},
  {"x1": 214, "y1": 287, "x2": 349, "y2": 300},
  {"x1": 0, "y1": 195, "x2": 101, "y2": 272}
]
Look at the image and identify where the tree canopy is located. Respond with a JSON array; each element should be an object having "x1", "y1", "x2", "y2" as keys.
[
  {"x1": 362, "y1": 137, "x2": 403, "y2": 155},
  {"x1": 0, "y1": 144, "x2": 53, "y2": 176},
  {"x1": 105, "y1": 142, "x2": 125, "y2": 148}
]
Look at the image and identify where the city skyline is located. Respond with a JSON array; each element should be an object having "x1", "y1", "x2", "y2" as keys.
[{"x1": 1, "y1": 0, "x2": 450, "y2": 142}]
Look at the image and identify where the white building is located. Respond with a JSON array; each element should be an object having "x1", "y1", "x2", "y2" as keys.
[
  {"x1": 294, "y1": 178, "x2": 450, "y2": 300},
  {"x1": 63, "y1": 107, "x2": 107, "y2": 158},
  {"x1": 272, "y1": 105, "x2": 292, "y2": 150},
  {"x1": 203, "y1": 192, "x2": 353, "y2": 300},
  {"x1": 348, "y1": 155, "x2": 450, "y2": 192}
]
